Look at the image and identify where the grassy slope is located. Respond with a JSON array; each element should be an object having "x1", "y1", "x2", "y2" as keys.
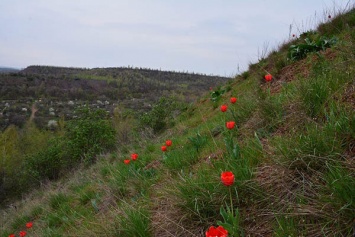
[{"x1": 1, "y1": 8, "x2": 355, "y2": 237}]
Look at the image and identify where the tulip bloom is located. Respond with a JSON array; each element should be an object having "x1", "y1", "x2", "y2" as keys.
[
  {"x1": 25, "y1": 222, "x2": 33, "y2": 229},
  {"x1": 19, "y1": 231, "x2": 27, "y2": 237},
  {"x1": 161, "y1": 146, "x2": 167, "y2": 152},
  {"x1": 124, "y1": 159, "x2": 130, "y2": 164},
  {"x1": 206, "y1": 226, "x2": 228, "y2": 237},
  {"x1": 166, "y1": 140, "x2": 172, "y2": 146},
  {"x1": 8, "y1": 234, "x2": 15, "y2": 237},
  {"x1": 264, "y1": 74, "x2": 272, "y2": 82},
  {"x1": 230, "y1": 97, "x2": 237, "y2": 104},
  {"x1": 221, "y1": 171, "x2": 235, "y2": 186},
  {"x1": 131, "y1": 153, "x2": 138, "y2": 161},
  {"x1": 226, "y1": 121, "x2": 235, "y2": 130},
  {"x1": 220, "y1": 104, "x2": 228, "y2": 112}
]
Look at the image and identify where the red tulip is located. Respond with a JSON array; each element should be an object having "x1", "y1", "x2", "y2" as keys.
[
  {"x1": 221, "y1": 171, "x2": 235, "y2": 186},
  {"x1": 206, "y1": 225, "x2": 228, "y2": 237},
  {"x1": 264, "y1": 74, "x2": 272, "y2": 82},
  {"x1": 19, "y1": 231, "x2": 27, "y2": 237},
  {"x1": 165, "y1": 140, "x2": 172, "y2": 146},
  {"x1": 161, "y1": 146, "x2": 167, "y2": 152},
  {"x1": 131, "y1": 153, "x2": 138, "y2": 161},
  {"x1": 230, "y1": 97, "x2": 237, "y2": 104},
  {"x1": 124, "y1": 159, "x2": 130, "y2": 164},
  {"x1": 8, "y1": 234, "x2": 15, "y2": 237},
  {"x1": 226, "y1": 121, "x2": 235, "y2": 130},
  {"x1": 220, "y1": 104, "x2": 228, "y2": 112},
  {"x1": 25, "y1": 222, "x2": 33, "y2": 229}
]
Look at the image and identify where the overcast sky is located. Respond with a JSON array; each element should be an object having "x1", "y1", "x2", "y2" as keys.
[{"x1": 0, "y1": 0, "x2": 352, "y2": 76}]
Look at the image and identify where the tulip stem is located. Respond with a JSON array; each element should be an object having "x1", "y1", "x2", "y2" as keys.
[
  {"x1": 229, "y1": 187, "x2": 234, "y2": 216},
  {"x1": 235, "y1": 186, "x2": 240, "y2": 204},
  {"x1": 197, "y1": 106, "x2": 218, "y2": 149}
]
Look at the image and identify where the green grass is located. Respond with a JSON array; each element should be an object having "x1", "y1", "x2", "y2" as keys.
[
  {"x1": 325, "y1": 163, "x2": 355, "y2": 222},
  {"x1": 163, "y1": 144, "x2": 199, "y2": 171},
  {"x1": 273, "y1": 216, "x2": 300, "y2": 237},
  {"x1": 114, "y1": 204, "x2": 152, "y2": 237},
  {"x1": 175, "y1": 166, "x2": 229, "y2": 223}
]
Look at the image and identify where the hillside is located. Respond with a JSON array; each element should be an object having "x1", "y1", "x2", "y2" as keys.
[
  {"x1": 0, "y1": 66, "x2": 228, "y2": 130},
  {"x1": 1, "y1": 7, "x2": 355, "y2": 237}
]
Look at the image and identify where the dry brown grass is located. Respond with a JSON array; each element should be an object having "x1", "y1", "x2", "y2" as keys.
[{"x1": 149, "y1": 173, "x2": 203, "y2": 237}]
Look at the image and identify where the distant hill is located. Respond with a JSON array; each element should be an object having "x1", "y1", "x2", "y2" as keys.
[
  {"x1": 0, "y1": 67, "x2": 20, "y2": 73},
  {"x1": 0, "y1": 65, "x2": 230, "y2": 130}
]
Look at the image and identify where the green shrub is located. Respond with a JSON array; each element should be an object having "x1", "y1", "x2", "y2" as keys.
[
  {"x1": 24, "y1": 138, "x2": 64, "y2": 181},
  {"x1": 0, "y1": 125, "x2": 21, "y2": 200},
  {"x1": 66, "y1": 107, "x2": 116, "y2": 164},
  {"x1": 23, "y1": 108, "x2": 116, "y2": 183},
  {"x1": 140, "y1": 97, "x2": 184, "y2": 133}
]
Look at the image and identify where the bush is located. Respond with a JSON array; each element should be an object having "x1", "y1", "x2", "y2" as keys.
[
  {"x1": 140, "y1": 97, "x2": 183, "y2": 133},
  {"x1": 24, "y1": 138, "x2": 64, "y2": 181},
  {"x1": 66, "y1": 107, "x2": 116, "y2": 164},
  {"x1": 23, "y1": 108, "x2": 116, "y2": 186}
]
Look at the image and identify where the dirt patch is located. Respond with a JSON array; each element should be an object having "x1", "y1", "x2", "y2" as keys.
[
  {"x1": 144, "y1": 160, "x2": 162, "y2": 170},
  {"x1": 344, "y1": 140, "x2": 355, "y2": 170},
  {"x1": 273, "y1": 102, "x2": 310, "y2": 136},
  {"x1": 342, "y1": 81, "x2": 355, "y2": 110},
  {"x1": 238, "y1": 165, "x2": 297, "y2": 237},
  {"x1": 239, "y1": 111, "x2": 263, "y2": 138},
  {"x1": 203, "y1": 150, "x2": 224, "y2": 164},
  {"x1": 261, "y1": 48, "x2": 338, "y2": 94},
  {"x1": 243, "y1": 216, "x2": 273, "y2": 237},
  {"x1": 266, "y1": 58, "x2": 310, "y2": 94},
  {"x1": 150, "y1": 177, "x2": 202, "y2": 237},
  {"x1": 97, "y1": 192, "x2": 117, "y2": 213},
  {"x1": 256, "y1": 165, "x2": 299, "y2": 202}
]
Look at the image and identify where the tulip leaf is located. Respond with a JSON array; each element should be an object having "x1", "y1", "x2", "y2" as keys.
[
  {"x1": 217, "y1": 206, "x2": 244, "y2": 237},
  {"x1": 288, "y1": 36, "x2": 337, "y2": 61}
]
